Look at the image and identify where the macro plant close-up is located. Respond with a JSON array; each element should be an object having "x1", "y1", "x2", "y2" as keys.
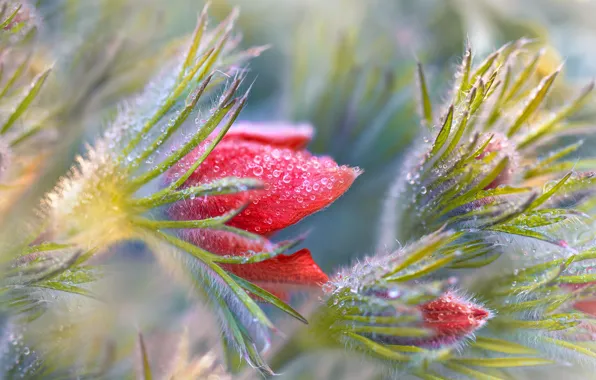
[{"x1": 3, "y1": 0, "x2": 596, "y2": 379}]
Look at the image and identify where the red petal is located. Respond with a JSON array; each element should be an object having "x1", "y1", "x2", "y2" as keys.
[
  {"x1": 168, "y1": 136, "x2": 359, "y2": 235},
  {"x1": 221, "y1": 248, "x2": 329, "y2": 285},
  {"x1": 224, "y1": 122, "x2": 314, "y2": 150},
  {"x1": 419, "y1": 293, "x2": 490, "y2": 338},
  {"x1": 574, "y1": 299, "x2": 596, "y2": 316},
  {"x1": 179, "y1": 229, "x2": 328, "y2": 286}
]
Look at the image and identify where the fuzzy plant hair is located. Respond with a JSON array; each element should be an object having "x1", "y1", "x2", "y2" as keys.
[
  {"x1": 267, "y1": 40, "x2": 596, "y2": 379},
  {"x1": 2, "y1": 2, "x2": 596, "y2": 379},
  {"x1": 1, "y1": 4, "x2": 303, "y2": 377}
]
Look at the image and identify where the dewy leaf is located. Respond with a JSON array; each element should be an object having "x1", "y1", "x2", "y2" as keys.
[
  {"x1": 450, "y1": 357, "x2": 554, "y2": 368},
  {"x1": 471, "y1": 337, "x2": 538, "y2": 355},
  {"x1": 417, "y1": 62, "x2": 433, "y2": 129},
  {"x1": 429, "y1": 104, "x2": 454, "y2": 157},
  {"x1": 131, "y1": 177, "x2": 262, "y2": 208},
  {"x1": 443, "y1": 362, "x2": 503, "y2": 380},
  {"x1": 231, "y1": 274, "x2": 307, "y2": 324},
  {"x1": 518, "y1": 81, "x2": 595, "y2": 149},
  {"x1": 528, "y1": 172, "x2": 572, "y2": 210},
  {"x1": 504, "y1": 49, "x2": 544, "y2": 102},
  {"x1": 0, "y1": 68, "x2": 51, "y2": 134},
  {"x1": 0, "y1": 54, "x2": 30, "y2": 98},
  {"x1": 132, "y1": 72, "x2": 214, "y2": 167},
  {"x1": 507, "y1": 67, "x2": 560, "y2": 137},
  {"x1": 541, "y1": 338, "x2": 596, "y2": 360},
  {"x1": 455, "y1": 44, "x2": 472, "y2": 103},
  {"x1": 0, "y1": 4, "x2": 21, "y2": 29},
  {"x1": 177, "y1": 4, "x2": 209, "y2": 83},
  {"x1": 524, "y1": 142, "x2": 583, "y2": 178},
  {"x1": 470, "y1": 50, "x2": 499, "y2": 86},
  {"x1": 345, "y1": 333, "x2": 411, "y2": 362}
]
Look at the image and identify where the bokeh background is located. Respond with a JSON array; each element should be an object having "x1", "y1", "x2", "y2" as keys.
[
  {"x1": 9, "y1": 1, "x2": 596, "y2": 378},
  {"x1": 34, "y1": 0, "x2": 596, "y2": 271}
]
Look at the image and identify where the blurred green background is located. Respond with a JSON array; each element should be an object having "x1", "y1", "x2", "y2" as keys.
[{"x1": 34, "y1": 0, "x2": 596, "y2": 271}]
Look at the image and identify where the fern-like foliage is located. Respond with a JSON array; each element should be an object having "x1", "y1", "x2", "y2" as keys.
[
  {"x1": 380, "y1": 40, "x2": 595, "y2": 257},
  {"x1": 268, "y1": 40, "x2": 596, "y2": 379},
  {"x1": 0, "y1": 5, "x2": 300, "y2": 376},
  {"x1": 0, "y1": 1, "x2": 52, "y2": 215}
]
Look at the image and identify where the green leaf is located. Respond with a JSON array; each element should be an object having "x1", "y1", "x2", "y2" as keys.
[
  {"x1": 0, "y1": 4, "x2": 21, "y2": 29},
  {"x1": 387, "y1": 254, "x2": 457, "y2": 282},
  {"x1": 36, "y1": 282, "x2": 100, "y2": 301},
  {"x1": 133, "y1": 73, "x2": 214, "y2": 167},
  {"x1": 231, "y1": 274, "x2": 307, "y2": 324},
  {"x1": 429, "y1": 104, "x2": 453, "y2": 157},
  {"x1": 1, "y1": 68, "x2": 51, "y2": 134},
  {"x1": 130, "y1": 97, "x2": 239, "y2": 188},
  {"x1": 528, "y1": 172, "x2": 572, "y2": 210},
  {"x1": 122, "y1": 25, "x2": 232, "y2": 157},
  {"x1": 555, "y1": 273, "x2": 596, "y2": 285},
  {"x1": 131, "y1": 177, "x2": 262, "y2": 208},
  {"x1": 455, "y1": 44, "x2": 472, "y2": 103},
  {"x1": 207, "y1": 261, "x2": 276, "y2": 330},
  {"x1": 417, "y1": 62, "x2": 433, "y2": 129},
  {"x1": 177, "y1": 4, "x2": 208, "y2": 82},
  {"x1": 472, "y1": 336, "x2": 538, "y2": 355},
  {"x1": 131, "y1": 204, "x2": 246, "y2": 230},
  {"x1": 440, "y1": 186, "x2": 531, "y2": 216},
  {"x1": 498, "y1": 294, "x2": 570, "y2": 313},
  {"x1": 345, "y1": 332, "x2": 411, "y2": 361},
  {"x1": 542, "y1": 337, "x2": 596, "y2": 360},
  {"x1": 470, "y1": 50, "x2": 499, "y2": 85},
  {"x1": 518, "y1": 81, "x2": 594, "y2": 149},
  {"x1": 488, "y1": 225, "x2": 559, "y2": 246},
  {"x1": 507, "y1": 68, "x2": 560, "y2": 137},
  {"x1": 504, "y1": 49, "x2": 544, "y2": 102},
  {"x1": 0, "y1": 54, "x2": 29, "y2": 98},
  {"x1": 138, "y1": 333, "x2": 153, "y2": 380},
  {"x1": 501, "y1": 317, "x2": 579, "y2": 331},
  {"x1": 169, "y1": 83, "x2": 247, "y2": 189},
  {"x1": 211, "y1": 238, "x2": 301, "y2": 264},
  {"x1": 346, "y1": 325, "x2": 430, "y2": 338},
  {"x1": 451, "y1": 357, "x2": 554, "y2": 368},
  {"x1": 384, "y1": 232, "x2": 460, "y2": 277},
  {"x1": 443, "y1": 362, "x2": 504, "y2": 380}
]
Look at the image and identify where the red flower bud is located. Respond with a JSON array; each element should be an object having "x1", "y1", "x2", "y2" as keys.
[
  {"x1": 167, "y1": 122, "x2": 360, "y2": 296},
  {"x1": 476, "y1": 133, "x2": 517, "y2": 190},
  {"x1": 418, "y1": 292, "x2": 491, "y2": 347}
]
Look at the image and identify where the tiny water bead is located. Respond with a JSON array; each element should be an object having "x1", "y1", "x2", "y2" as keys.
[{"x1": 167, "y1": 123, "x2": 359, "y2": 235}]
